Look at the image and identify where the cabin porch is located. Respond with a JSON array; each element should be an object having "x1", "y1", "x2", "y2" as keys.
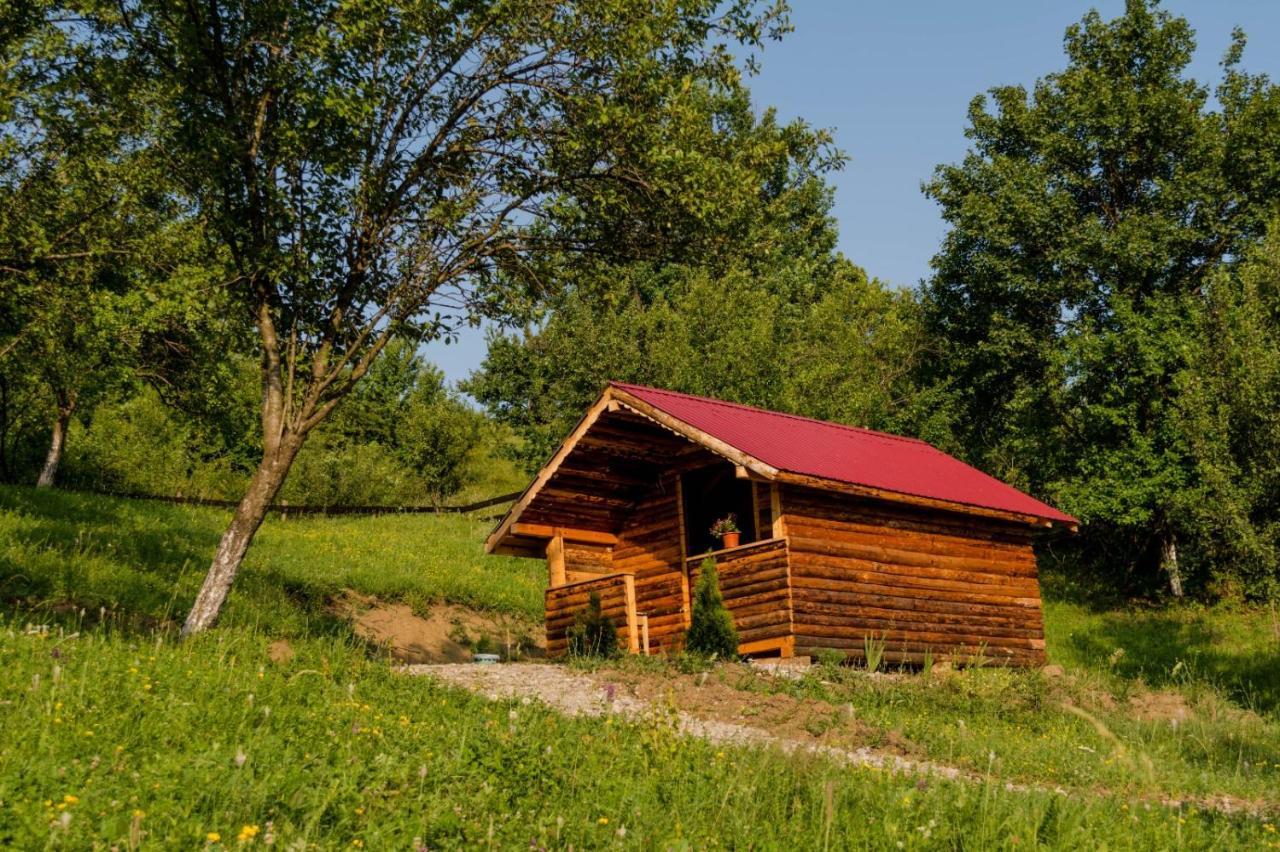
[{"x1": 542, "y1": 534, "x2": 794, "y2": 658}]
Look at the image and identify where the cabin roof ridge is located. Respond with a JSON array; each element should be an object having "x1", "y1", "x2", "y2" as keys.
[{"x1": 607, "y1": 381, "x2": 930, "y2": 448}]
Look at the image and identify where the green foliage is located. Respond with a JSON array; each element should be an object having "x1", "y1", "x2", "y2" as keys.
[
  {"x1": 471, "y1": 264, "x2": 936, "y2": 470},
  {"x1": 566, "y1": 592, "x2": 619, "y2": 659},
  {"x1": 1174, "y1": 230, "x2": 1280, "y2": 599},
  {"x1": 13, "y1": 342, "x2": 499, "y2": 507},
  {"x1": 61, "y1": 388, "x2": 246, "y2": 500},
  {"x1": 686, "y1": 559, "x2": 739, "y2": 660},
  {"x1": 862, "y1": 632, "x2": 887, "y2": 673},
  {"x1": 922, "y1": 0, "x2": 1280, "y2": 597},
  {"x1": 466, "y1": 86, "x2": 948, "y2": 470}
]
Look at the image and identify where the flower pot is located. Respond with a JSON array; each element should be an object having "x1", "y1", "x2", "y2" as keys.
[{"x1": 720, "y1": 532, "x2": 740, "y2": 549}]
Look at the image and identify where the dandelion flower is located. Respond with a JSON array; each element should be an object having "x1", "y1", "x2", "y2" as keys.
[
  {"x1": 207, "y1": 831, "x2": 222, "y2": 843},
  {"x1": 598, "y1": 817, "x2": 609, "y2": 825},
  {"x1": 63, "y1": 795, "x2": 79, "y2": 805},
  {"x1": 237, "y1": 824, "x2": 260, "y2": 842}
]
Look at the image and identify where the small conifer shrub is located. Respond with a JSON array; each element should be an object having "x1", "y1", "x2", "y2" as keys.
[
  {"x1": 686, "y1": 558, "x2": 739, "y2": 659},
  {"x1": 567, "y1": 591, "x2": 619, "y2": 658}
]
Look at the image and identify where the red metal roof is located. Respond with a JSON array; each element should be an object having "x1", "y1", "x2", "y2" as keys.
[{"x1": 610, "y1": 382, "x2": 1077, "y2": 525}]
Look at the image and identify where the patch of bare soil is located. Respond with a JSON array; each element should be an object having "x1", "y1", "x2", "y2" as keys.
[
  {"x1": 267, "y1": 639, "x2": 295, "y2": 664},
  {"x1": 330, "y1": 590, "x2": 543, "y2": 663},
  {"x1": 1128, "y1": 690, "x2": 1192, "y2": 725}
]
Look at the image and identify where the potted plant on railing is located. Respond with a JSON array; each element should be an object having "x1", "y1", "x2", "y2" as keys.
[{"x1": 709, "y1": 514, "x2": 741, "y2": 550}]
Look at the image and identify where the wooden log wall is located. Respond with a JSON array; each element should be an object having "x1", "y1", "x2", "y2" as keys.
[
  {"x1": 613, "y1": 476, "x2": 688, "y2": 653},
  {"x1": 544, "y1": 573, "x2": 635, "y2": 657},
  {"x1": 782, "y1": 485, "x2": 1046, "y2": 666},
  {"x1": 564, "y1": 541, "x2": 614, "y2": 584},
  {"x1": 688, "y1": 538, "x2": 791, "y2": 652}
]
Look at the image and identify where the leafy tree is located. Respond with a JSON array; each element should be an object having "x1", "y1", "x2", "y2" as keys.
[
  {"x1": 1175, "y1": 229, "x2": 1280, "y2": 598},
  {"x1": 686, "y1": 559, "x2": 737, "y2": 659},
  {"x1": 467, "y1": 94, "x2": 942, "y2": 468},
  {"x1": 1, "y1": 1, "x2": 216, "y2": 488},
  {"x1": 74, "y1": 0, "x2": 796, "y2": 633},
  {"x1": 922, "y1": 0, "x2": 1280, "y2": 596}
]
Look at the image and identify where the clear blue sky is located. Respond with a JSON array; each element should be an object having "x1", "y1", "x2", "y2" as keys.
[{"x1": 425, "y1": 0, "x2": 1280, "y2": 387}]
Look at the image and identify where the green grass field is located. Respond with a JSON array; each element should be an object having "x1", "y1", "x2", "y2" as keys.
[
  {"x1": 0, "y1": 485, "x2": 543, "y2": 633},
  {"x1": 1, "y1": 484, "x2": 1278, "y2": 848}
]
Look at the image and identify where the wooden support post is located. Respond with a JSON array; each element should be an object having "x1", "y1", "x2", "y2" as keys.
[
  {"x1": 675, "y1": 475, "x2": 691, "y2": 627},
  {"x1": 750, "y1": 484, "x2": 762, "y2": 541},
  {"x1": 623, "y1": 574, "x2": 639, "y2": 653},
  {"x1": 639, "y1": 614, "x2": 650, "y2": 655},
  {"x1": 770, "y1": 483, "x2": 786, "y2": 539},
  {"x1": 546, "y1": 533, "x2": 566, "y2": 587}
]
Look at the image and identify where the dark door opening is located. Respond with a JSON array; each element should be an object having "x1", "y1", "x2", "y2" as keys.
[{"x1": 681, "y1": 463, "x2": 757, "y2": 556}]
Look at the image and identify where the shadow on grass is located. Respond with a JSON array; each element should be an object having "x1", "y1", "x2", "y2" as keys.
[
  {"x1": 0, "y1": 485, "x2": 355, "y2": 642},
  {"x1": 1064, "y1": 608, "x2": 1280, "y2": 715}
]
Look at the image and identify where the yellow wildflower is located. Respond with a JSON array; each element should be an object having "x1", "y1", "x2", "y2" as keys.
[
  {"x1": 237, "y1": 824, "x2": 260, "y2": 842},
  {"x1": 598, "y1": 817, "x2": 609, "y2": 825},
  {"x1": 207, "y1": 831, "x2": 221, "y2": 843},
  {"x1": 63, "y1": 795, "x2": 79, "y2": 805}
]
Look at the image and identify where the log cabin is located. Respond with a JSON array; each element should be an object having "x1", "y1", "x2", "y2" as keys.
[{"x1": 484, "y1": 382, "x2": 1077, "y2": 666}]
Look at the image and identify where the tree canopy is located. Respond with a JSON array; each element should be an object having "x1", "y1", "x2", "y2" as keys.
[{"x1": 922, "y1": 0, "x2": 1280, "y2": 596}]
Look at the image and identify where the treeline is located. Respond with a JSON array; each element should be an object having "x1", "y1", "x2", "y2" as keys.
[
  {"x1": 2, "y1": 0, "x2": 1279, "y2": 616},
  {"x1": 0, "y1": 341, "x2": 513, "y2": 506},
  {"x1": 469, "y1": 3, "x2": 1280, "y2": 602}
]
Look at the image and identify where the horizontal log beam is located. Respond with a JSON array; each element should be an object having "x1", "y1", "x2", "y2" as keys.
[{"x1": 512, "y1": 523, "x2": 618, "y2": 545}]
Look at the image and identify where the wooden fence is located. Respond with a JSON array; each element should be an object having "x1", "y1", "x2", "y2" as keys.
[{"x1": 64, "y1": 487, "x2": 521, "y2": 518}]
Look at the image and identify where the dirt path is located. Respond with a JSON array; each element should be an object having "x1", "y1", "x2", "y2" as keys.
[
  {"x1": 400, "y1": 661, "x2": 1274, "y2": 819},
  {"x1": 402, "y1": 661, "x2": 960, "y2": 778}
]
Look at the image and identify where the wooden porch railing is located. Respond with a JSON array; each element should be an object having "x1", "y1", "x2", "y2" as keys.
[
  {"x1": 544, "y1": 572, "x2": 638, "y2": 657},
  {"x1": 686, "y1": 537, "x2": 791, "y2": 654}
]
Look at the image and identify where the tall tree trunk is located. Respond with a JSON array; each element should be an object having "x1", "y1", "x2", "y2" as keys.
[
  {"x1": 180, "y1": 435, "x2": 302, "y2": 635},
  {"x1": 35, "y1": 390, "x2": 75, "y2": 488},
  {"x1": 1160, "y1": 530, "x2": 1183, "y2": 598}
]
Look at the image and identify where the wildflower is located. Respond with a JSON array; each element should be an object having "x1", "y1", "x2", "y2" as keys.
[
  {"x1": 354, "y1": 807, "x2": 364, "y2": 816},
  {"x1": 63, "y1": 795, "x2": 79, "y2": 805},
  {"x1": 133, "y1": 809, "x2": 145, "y2": 818},
  {"x1": 238, "y1": 824, "x2": 260, "y2": 842},
  {"x1": 597, "y1": 817, "x2": 609, "y2": 826},
  {"x1": 351, "y1": 841, "x2": 364, "y2": 848},
  {"x1": 207, "y1": 831, "x2": 222, "y2": 843}
]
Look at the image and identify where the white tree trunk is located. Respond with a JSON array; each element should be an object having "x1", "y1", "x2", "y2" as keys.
[
  {"x1": 181, "y1": 438, "x2": 300, "y2": 635},
  {"x1": 1161, "y1": 531, "x2": 1183, "y2": 598},
  {"x1": 35, "y1": 393, "x2": 74, "y2": 488}
]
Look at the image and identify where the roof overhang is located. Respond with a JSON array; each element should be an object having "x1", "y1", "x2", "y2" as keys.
[{"x1": 485, "y1": 385, "x2": 1076, "y2": 555}]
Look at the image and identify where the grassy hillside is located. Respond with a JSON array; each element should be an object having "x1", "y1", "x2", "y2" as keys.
[
  {"x1": 1, "y1": 485, "x2": 1278, "y2": 848},
  {"x1": 0, "y1": 484, "x2": 544, "y2": 634}
]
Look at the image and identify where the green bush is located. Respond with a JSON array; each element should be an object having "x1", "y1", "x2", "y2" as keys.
[
  {"x1": 686, "y1": 558, "x2": 738, "y2": 659},
  {"x1": 566, "y1": 592, "x2": 618, "y2": 658}
]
